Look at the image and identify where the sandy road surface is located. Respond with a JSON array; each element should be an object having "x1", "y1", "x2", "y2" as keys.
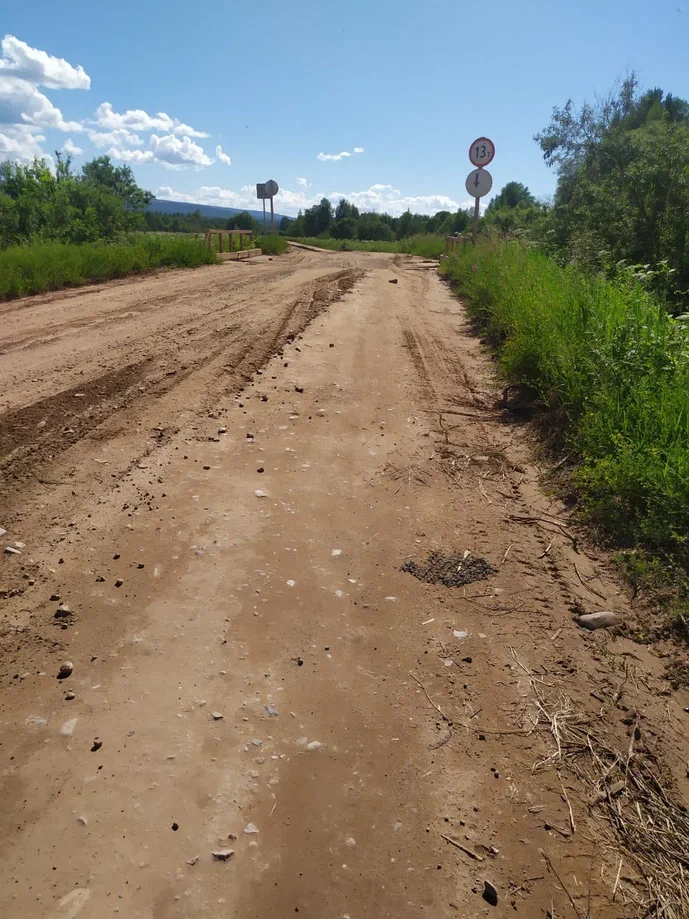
[{"x1": 1, "y1": 249, "x2": 689, "y2": 918}]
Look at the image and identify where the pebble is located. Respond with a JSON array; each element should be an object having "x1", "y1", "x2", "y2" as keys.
[
  {"x1": 331, "y1": 549, "x2": 342, "y2": 557},
  {"x1": 453, "y1": 630, "x2": 469, "y2": 639},
  {"x1": 57, "y1": 661, "x2": 74, "y2": 680},
  {"x1": 212, "y1": 849, "x2": 235, "y2": 861},
  {"x1": 60, "y1": 718, "x2": 78, "y2": 737},
  {"x1": 482, "y1": 880, "x2": 498, "y2": 907},
  {"x1": 254, "y1": 490, "x2": 267, "y2": 498},
  {"x1": 50, "y1": 593, "x2": 61, "y2": 602},
  {"x1": 65, "y1": 690, "x2": 76, "y2": 701},
  {"x1": 243, "y1": 823, "x2": 259, "y2": 834},
  {"x1": 77, "y1": 816, "x2": 88, "y2": 826},
  {"x1": 212, "y1": 712, "x2": 224, "y2": 720},
  {"x1": 115, "y1": 579, "x2": 124, "y2": 588},
  {"x1": 576, "y1": 611, "x2": 622, "y2": 630},
  {"x1": 264, "y1": 705, "x2": 278, "y2": 717},
  {"x1": 4, "y1": 546, "x2": 21, "y2": 556},
  {"x1": 55, "y1": 605, "x2": 71, "y2": 619},
  {"x1": 91, "y1": 738, "x2": 103, "y2": 752},
  {"x1": 187, "y1": 856, "x2": 200, "y2": 866},
  {"x1": 0, "y1": 527, "x2": 6, "y2": 537}
]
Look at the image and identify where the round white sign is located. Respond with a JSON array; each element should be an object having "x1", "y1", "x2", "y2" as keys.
[
  {"x1": 465, "y1": 168, "x2": 493, "y2": 198},
  {"x1": 468, "y1": 137, "x2": 495, "y2": 168}
]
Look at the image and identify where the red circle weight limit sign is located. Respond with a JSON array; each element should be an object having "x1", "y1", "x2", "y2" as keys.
[{"x1": 468, "y1": 137, "x2": 495, "y2": 168}]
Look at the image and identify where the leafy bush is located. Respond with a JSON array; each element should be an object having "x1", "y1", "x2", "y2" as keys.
[
  {"x1": 442, "y1": 241, "x2": 689, "y2": 564},
  {"x1": 0, "y1": 235, "x2": 216, "y2": 300},
  {"x1": 257, "y1": 235, "x2": 288, "y2": 255}
]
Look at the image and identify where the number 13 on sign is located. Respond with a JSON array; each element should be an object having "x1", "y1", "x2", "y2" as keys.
[{"x1": 469, "y1": 137, "x2": 495, "y2": 167}]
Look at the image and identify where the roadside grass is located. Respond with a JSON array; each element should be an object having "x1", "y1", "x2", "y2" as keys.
[
  {"x1": 257, "y1": 235, "x2": 289, "y2": 255},
  {"x1": 442, "y1": 241, "x2": 689, "y2": 570},
  {"x1": 288, "y1": 234, "x2": 445, "y2": 258},
  {"x1": 0, "y1": 234, "x2": 217, "y2": 300}
]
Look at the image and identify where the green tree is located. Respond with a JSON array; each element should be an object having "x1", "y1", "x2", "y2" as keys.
[
  {"x1": 303, "y1": 198, "x2": 333, "y2": 236},
  {"x1": 536, "y1": 76, "x2": 689, "y2": 302},
  {"x1": 486, "y1": 182, "x2": 536, "y2": 213}
]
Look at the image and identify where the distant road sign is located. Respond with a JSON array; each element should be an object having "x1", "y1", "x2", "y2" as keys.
[
  {"x1": 256, "y1": 183, "x2": 267, "y2": 200},
  {"x1": 265, "y1": 179, "x2": 279, "y2": 197},
  {"x1": 465, "y1": 168, "x2": 493, "y2": 198},
  {"x1": 468, "y1": 137, "x2": 495, "y2": 168}
]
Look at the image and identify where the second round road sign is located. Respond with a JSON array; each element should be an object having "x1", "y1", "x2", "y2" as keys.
[
  {"x1": 468, "y1": 137, "x2": 495, "y2": 168},
  {"x1": 465, "y1": 168, "x2": 493, "y2": 198}
]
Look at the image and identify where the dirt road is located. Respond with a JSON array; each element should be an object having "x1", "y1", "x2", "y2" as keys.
[{"x1": 1, "y1": 248, "x2": 688, "y2": 918}]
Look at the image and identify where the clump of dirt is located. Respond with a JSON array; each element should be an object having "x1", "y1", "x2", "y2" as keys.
[{"x1": 401, "y1": 551, "x2": 496, "y2": 588}]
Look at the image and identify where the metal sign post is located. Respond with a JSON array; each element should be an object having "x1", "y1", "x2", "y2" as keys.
[
  {"x1": 256, "y1": 180, "x2": 280, "y2": 233},
  {"x1": 466, "y1": 137, "x2": 495, "y2": 245}
]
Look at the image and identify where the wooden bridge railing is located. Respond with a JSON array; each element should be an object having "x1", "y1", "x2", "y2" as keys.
[{"x1": 205, "y1": 229, "x2": 255, "y2": 253}]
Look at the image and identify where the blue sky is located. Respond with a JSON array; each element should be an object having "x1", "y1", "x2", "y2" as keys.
[{"x1": 1, "y1": 0, "x2": 687, "y2": 216}]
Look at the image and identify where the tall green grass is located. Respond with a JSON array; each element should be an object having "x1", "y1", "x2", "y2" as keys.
[
  {"x1": 442, "y1": 241, "x2": 689, "y2": 563},
  {"x1": 0, "y1": 234, "x2": 217, "y2": 300},
  {"x1": 288, "y1": 234, "x2": 445, "y2": 257}
]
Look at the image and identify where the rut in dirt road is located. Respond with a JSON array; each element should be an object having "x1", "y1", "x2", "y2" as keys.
[{"x1": 1, "y1": 249, "x2": 686, "y2": 919}]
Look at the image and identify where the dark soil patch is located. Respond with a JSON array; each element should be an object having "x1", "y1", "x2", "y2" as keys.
[{"x1": 402, "y1": 551, "x2": 496, "y2": 588}]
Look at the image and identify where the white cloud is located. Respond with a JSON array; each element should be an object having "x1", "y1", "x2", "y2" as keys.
[
  {"x1": 108, "y1": 146, "x2": 153, "y2": 164},
  {"x1": 154, "y1": 182, "x2": 469, "y2": 217},
  {"x1": 317, "y1": 146, "x2": 365, "y2": 162},
  {"x1": 150, "y1": 133, "x2": 212, "y2": 168},
  {"x1": 0, "y1": 36, "x2": 90, "y2": 162},
  {"x1": 93, "y1": 102, "x2": 209, "y2": 138},
  {"x1": 296, "y1": 177, "x2": 310, "y2": 187},
  {"x1": 62, "y1": 137, "x2": 83, "y2": 156},
  {"x1": 88, "y1": 128, "x2": 143, "y2": 148},
  {"x1": 0, "y1": 35, "x2": 90, "y2": 90},
  {"x1": 0, "y1": 123, "x2": 46, "y2": 162},
  {"x1": 108, "y1": 133, "x2": 213, "y2": 169},
  {"x1": 215, "y1": 144, "x2": 231, "y2": 166},
  {"x1": 0, "y1": 75, "x2": 83, "y2": 131}
]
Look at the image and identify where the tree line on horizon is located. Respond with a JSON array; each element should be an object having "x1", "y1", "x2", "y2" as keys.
[{"x1": 2, "y1": 74, "x2": 688, "y2": 306}]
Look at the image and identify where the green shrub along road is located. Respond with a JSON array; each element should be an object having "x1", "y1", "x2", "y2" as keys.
[
  {"x1": 442, "y1": 241, "x2": 689, "y2": 571},
  {"x1": 0, "y1": 235, "x2": 216, "y2": 300}
]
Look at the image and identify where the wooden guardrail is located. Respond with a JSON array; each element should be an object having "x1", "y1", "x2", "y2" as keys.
[
  {"x1": 205, "y1": 229, "x2": 255, "y2": 253},
  {"x1": 445, "y1": 234, "x2": 469, "y2": 256}
]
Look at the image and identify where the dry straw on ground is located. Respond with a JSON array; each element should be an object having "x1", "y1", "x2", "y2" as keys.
[{"x1": 509, "y1": 648, "x2": 689, "y2": 919}]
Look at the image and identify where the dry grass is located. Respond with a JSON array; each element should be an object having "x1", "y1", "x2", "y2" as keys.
[{"x1": 510, "y1": 649, "x2": 689, "y2": 918}]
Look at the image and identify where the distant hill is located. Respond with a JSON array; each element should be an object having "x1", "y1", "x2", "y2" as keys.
[{"x1": 147, "y1": 198, "x2": 289, "y2": 224}]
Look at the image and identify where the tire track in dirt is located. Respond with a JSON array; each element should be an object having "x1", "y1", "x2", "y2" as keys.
[{"x1": 0, "y1": 265, "x2": 364, "y2": 603}]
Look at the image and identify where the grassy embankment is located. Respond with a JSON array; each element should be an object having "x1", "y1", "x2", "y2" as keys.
[
  {"x1": 289, "y1": 234, "x2": 445, "y2": 259},
  {"x1": 442, "y1": 241, "x2": 689, "y2": 577},
  {"x1": 0, "y1": 234, "x2": 216, "y2": 301}
]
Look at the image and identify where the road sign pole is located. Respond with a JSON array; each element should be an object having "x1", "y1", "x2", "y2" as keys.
[
  {"x1": 262, "y1": 198, "x2": 266, "y2": 232},
  {"x1": 472, "y1": 196, "x2": 480, "y2": 245},
  {"x1": 270, "y1": 195, "x2": 274, "y2": 233}
]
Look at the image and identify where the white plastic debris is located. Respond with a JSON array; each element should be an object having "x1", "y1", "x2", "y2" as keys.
[
  {"x1": 331, "y1": 549, "x2": 342, "y2": 557},
  {"x1": 453, "y1": 630, "x2": 469, "y2": 640},
  {"x1": 286, "y1": 579, "x2": 296, "y2": 587}
]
